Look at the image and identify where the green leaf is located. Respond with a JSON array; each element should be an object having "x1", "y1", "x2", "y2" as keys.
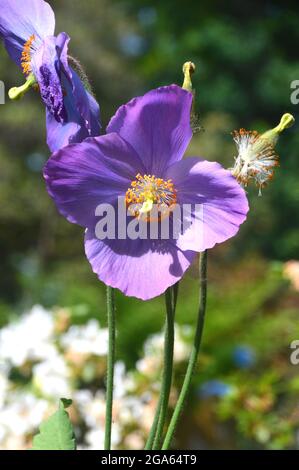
[{"x1": 32, "y1": 399, "x2": 76, "y2": 450}]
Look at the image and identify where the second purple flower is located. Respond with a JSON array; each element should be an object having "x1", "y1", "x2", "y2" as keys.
[{"x1": 0, "y1": 0, "x2": 101, "y2": 151}]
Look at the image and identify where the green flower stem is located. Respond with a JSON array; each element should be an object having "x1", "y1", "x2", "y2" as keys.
[
  {"x1": 172, "y1": 281, "x2": 179, "y2": 311},
  {"x1": 144, "y1": 388, "x2": 162, "y2": 450},
  {"x1": 145, "y1": 286, "x2": 176, "y2": 450},
  {"x1": 104, "y1": 286, "x2": 116, "y2": 450},
  {"x1": 152, "y1": 288, "x2": 175, "y2": 449},
  {"x1": 162, "y1": 251, "x2": 208, "y2": 450}
]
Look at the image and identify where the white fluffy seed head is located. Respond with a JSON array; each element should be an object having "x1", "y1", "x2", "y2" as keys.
[{"x1": 231, "y1": 129, "x2": 279, "y2": 192}]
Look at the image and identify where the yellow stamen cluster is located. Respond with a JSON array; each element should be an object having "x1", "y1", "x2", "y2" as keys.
[
  {"x1": 21, "y1": 34, "x2": 36, "y2": 76},
  {"x1": 125, "y1": 174, "x2": 177, "y2": 221}
]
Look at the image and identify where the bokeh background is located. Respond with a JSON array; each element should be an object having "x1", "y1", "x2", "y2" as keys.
[{"x1": 0, "y1": 0, "x2": 299, "y2": 450}]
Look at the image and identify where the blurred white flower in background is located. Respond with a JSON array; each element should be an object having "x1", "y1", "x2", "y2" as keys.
[
  {"x1": 0, "y1": 305, "x2": 55, "y2": 367},
  {"x1": 137, "y1": 325, "x2": 191, "y2": 376},
  {"x1": 174, "y1": 325, "x2": 192, "y2": 362},
  {"x1": 0, "y1": 304, "x2": 191, "y2": 450},
  {"x1": 0, "y1": 392, "x2": 49, "y2": 450},
  {"x1": 0, "y1": 368, "x2": 9, "y2": 409},
  {"x1": 83, "y1": 425, "x2": 121, "y2": 450},
  {"x1": 114, "y1": 361, "x2": 128, "y2": 399},
  {"x1": 83, "y1": 429, "x2": 105, "y2": 450},
  {"x1": 74, "y1": 390, "x2": 106, "y2": 429},
  {"x1": 61, "y1": 320, "x2": 108, "y2": 357},
  {"x1": 33, "y1": 354, "x2": 71, "y2": 399},
  {"x1": 123, "y1": 431, "x2": 145, "y2": 450}
]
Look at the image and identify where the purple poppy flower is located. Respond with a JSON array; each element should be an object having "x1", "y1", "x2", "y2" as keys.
[
  {"x1": 44, "y1": 85, "x2": 249, "y2": 300},
  {"x1": 0, "y1": 0, "x2": 100, "y2": 151}
]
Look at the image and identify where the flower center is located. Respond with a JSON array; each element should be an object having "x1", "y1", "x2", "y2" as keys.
[
  {"x1": 21, "y1": 35, "x2": 36, "y2": 76},
  {"x1": 125, "y1": 174, "x2": 177, "y2": 220}
]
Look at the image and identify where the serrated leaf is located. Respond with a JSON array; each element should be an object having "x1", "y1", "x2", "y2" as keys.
[{"x1": 32, "y1": 399, "x2": 76, "y2": 450}]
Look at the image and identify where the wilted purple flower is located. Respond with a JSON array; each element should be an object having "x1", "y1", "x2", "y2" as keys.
[
  {"x1": 44, "y1": 85, "x2": 249, "y2": 300},
  {"x1": 0, "y1": 0, "x2": 100, "y2": 151}
]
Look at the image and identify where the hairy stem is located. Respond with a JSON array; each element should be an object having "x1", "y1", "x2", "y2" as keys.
[
  {"x1": 145, "y1": 285, "x2": 177, "y2": 449},
  {"x1": 162, "y1": 251, "x2": 208, "y2": 449},
  {"x1": 104, "y1": 286, "x2": 116, "y2": 450}
]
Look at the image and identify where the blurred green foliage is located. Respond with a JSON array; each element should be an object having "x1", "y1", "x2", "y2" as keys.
[
  {"x1": 0, "y1": 0, "x2": 299, "y2": 450},
  {"x1": 1, "y1": 0, "x2": 299, "y2": 307}
]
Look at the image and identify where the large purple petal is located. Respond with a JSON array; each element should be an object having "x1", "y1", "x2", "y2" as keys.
[
  {"x1": 166, "y1": 158, "x2": 249, "y2": 251},
  {"x1": 84, "y1": 231, "x2": 196, "y2": 300},
  {"x1": 107, "y1": 85, "x2": 193, "y2": 175},
  {"x1": 0, "y1": 0, "x2": 55, "y2": 66},
  {"x1": 45, "y1": 109, "x2": 81, "y2": 153},
  {"x1": 44, "y1": 133, "x2": 146, "y2": 227}
]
